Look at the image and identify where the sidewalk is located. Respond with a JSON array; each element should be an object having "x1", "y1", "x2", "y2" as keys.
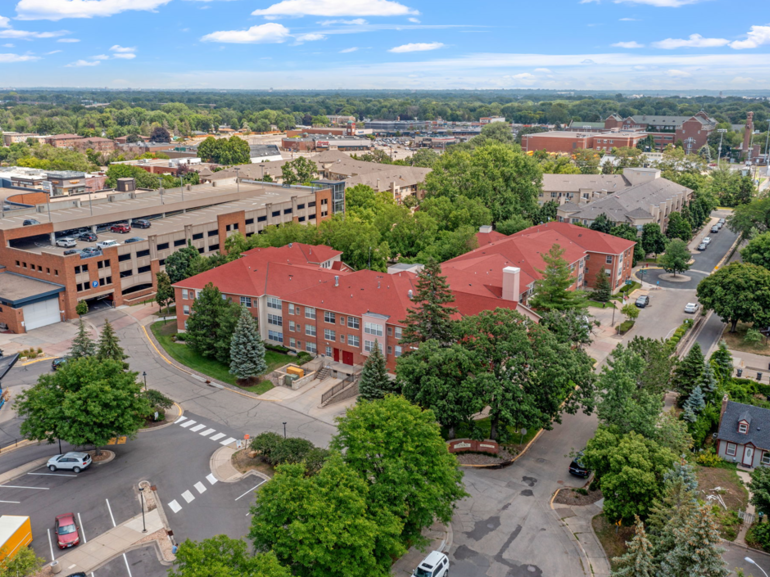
[
  {"x1": 735, "y1": 470, "x2": 755, "y2": 546},
  {"x1": 552, "y1": 498, "x2": 611, "y2": 577},
  {"x1": 390, "y1": 521, "x2": 451, "y2": 576}
]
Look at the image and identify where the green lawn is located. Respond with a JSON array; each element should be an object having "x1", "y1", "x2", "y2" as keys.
[
  {"x1": 151, "y1": 320, "x2": 291, "y2": 393},
  {"x1": 587, "y1": 300, "x2": 617, "y2": 309}
]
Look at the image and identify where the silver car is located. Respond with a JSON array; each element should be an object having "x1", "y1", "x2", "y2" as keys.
[
  {"x1": 55, "y1": 238, "x2": 77, "y2": 248},
  {"x1": 47, "y1": 452, "x2": 92, "y2": 473},
  {"x1": 684, "y1": 302, "x2": 700, "y2": 314}
]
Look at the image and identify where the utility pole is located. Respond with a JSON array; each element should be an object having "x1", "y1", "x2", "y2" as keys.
[{"x1": 717, "y1": 129, "x2": 727, "y2": 167}]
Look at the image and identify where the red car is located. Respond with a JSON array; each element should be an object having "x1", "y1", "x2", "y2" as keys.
[
  {"x1": 55, "y1": 513, "x2": 80, "y2": 549},
  {"x1": 109, "y1": 223, "x2": 131, "y2": 234}
]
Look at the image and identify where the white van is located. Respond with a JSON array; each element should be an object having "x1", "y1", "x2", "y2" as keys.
[
  {"x1": 413, "y1": 551, "x2": 449, "y2": 577},
  {"x1": 96, "y1": 239, "x2": 119, "y2": 249}
]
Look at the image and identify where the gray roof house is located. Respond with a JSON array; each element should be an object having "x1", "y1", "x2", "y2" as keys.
[{"x1": 717, "y1": 398, "x2": 770, "y2": 469}]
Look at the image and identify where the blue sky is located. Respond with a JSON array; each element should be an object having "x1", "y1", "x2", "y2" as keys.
[{"x1": 0, "y1": 0, "x2": 769, "y2": 90}]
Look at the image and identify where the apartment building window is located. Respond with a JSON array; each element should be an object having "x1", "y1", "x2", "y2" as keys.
[
  {"x1": 157, "y1": 242, "x2": 169, "y2": 251},
  {"x1": 364, "y1": 340, "x2": 375, "y2": 353},
  {"x1": 268, "y1": 331, "x2": 283, "y2": 343},
  {"x1": 183, "y1": 305, "x2": 190, "y2": 315},
  {"x1": 306, "y1": 342, "x2": 317, "y2": 354},
  {"x1": 395, "y1": 327, "x2": 402, "y2": 340},
  {"x1": 120, "y1": 270, "x2": 133, "y2": 278},
  {"x1": 308, "y1": 201, "x2": 316, "y2": 208},
  {"x1": 55, "y1": 270, "x2": 58, "y2": 276},
  {"x1": 268, "y1": 314, "x2": 282, "y2": 326},
  {"x1": 283, "y1": 208, "x2": 292, "y2": 215},
  {"x1": 325, "y1": 346, "x2": 332, "y2": 357},
  {"x1": 348, "y1": 316, "x2": 360, "y2": 330},
  {"x1": 306, "y1": 325, "x2": 316, "y2": 336},
  {"x1": 182, "y1": 289, "x2": 189, "y2": 300},
  {"x1": 99, "y1": 276, "x2": 112, "y2": 286},
  {"x1": 324, "y1": 311, "x2": 336, "y2": 324},
  {"x1": 245, "y1": 218, "x2": 254, "y2": 225},
  {"x1": 118, "y1": 253, "x2": 131, "y2": 262},
  {"x1": 192, "y1": 233, "x2": 203, "y2": 240},
  {"x1": 297, "y1": 204, "x2": 305, "y2": 210},
  {"x1": 348, "y1": 335, "x2": 360, "y2": 347},
  {"x1": 388, "y1": 346, "x2": 392, "y2": 355},
  {"x1": 387, "y1": 326, "x2": 392, "y2": 336},
  {"x1": 605, "y1": 255, "x2": 613, "y2": 264},
  {"x1": 339, "y1": 316, "x2": 345, "y2": 325},
  {"x1": 340, "y1": 334, "x2": 346, "y2": 343},
  {"x1": 305, "y1": 307, "x2": 316, "y2": 320},
  {"x1": 288, "y1": 303, "x2": 295, "y2": 315},
  {"x1": 137, "y1": 265, "x2": 151, "y2": 274},
  {"x1": 46, "y1": 268, "x2": 50, "y2": 274},
  {"x1": 15, "y1": 261, "x2": 19, "y2": 267},
  {"x1": 258, "y1": 216, "x2": 267, "y2": 222},
  {"x1": 136, "y1": 249, "x2": 150, "y2": 258},
  {"x1": 324, "y1": 329, "x2": 336, "y2": 341},
  {"x1": 289, "y1": 321, "x2": 296, "y2": 332},
  {"x1": 289, "y1": 338, "x2": 296, "y2": 348},
  {"x1": 364, "y1": 322, "x2": 383, "y2": 336},
  {"x1": 98, "y1": 259, "x2": 111, "y2": 269},
  {"x1": 763, "y1": 452, "x2": 770, "y2": 466},
  {"x1": 208, "y1": 244, "x2": 219, "y2": 252},
  {"x1": 22, "y1": 262, "x2": 27, "y2": 268},
  {"x1": 267, "y1": 297, "x2": 281, "y2": 310},
  {"x1": 208, "y1": 230, "x2": 218, "y2": 237},
  {"x1": 240, "y1": 296, "x2": 252, "y2": 307},
  {"x1": 174, "y1": 239, "x2": 186, "y2": 247},
  {"x1": 272, "y1": 211, "x2": 280, "y2": 217},
  {"x1": 395, "y1": 346, "x2": 402, "y2": 358}
]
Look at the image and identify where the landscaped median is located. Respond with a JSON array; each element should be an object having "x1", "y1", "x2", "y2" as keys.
[{"x1": 150, "y1": 319, "x2": 295, "y2": 395}]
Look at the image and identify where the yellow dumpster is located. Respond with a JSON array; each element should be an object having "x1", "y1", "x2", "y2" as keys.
[
  {"x1": 0, "y1": 515, "x2": 32, "y2": 561},
  {"x1": 286, "y1": 366, "x2": 304, "y2": 378}
]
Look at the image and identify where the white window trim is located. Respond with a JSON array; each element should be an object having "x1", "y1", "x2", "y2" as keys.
[
  {"x1": 726, "y1": 443, "x2": 737, "y2": 457},
  {"x1": 739, "y1": 422, "x2": 748, "y2": 434}
]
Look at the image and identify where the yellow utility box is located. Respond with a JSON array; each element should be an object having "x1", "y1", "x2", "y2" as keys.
[
  {"x1": 286, "y1": 366, "x2": 304, "y2": 378},
  {"x1": 0, "y1": 515, "x2": 32, "y2": 561}
]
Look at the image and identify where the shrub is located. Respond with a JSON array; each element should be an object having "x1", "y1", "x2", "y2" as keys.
[
  {"x1": 303, "y1": 447, "x2": 330, "y2": 475},
  {"x1": 618, "y1": 320, "x2": 635, "y2": 334},
  {"x1": 266, "y1": 344, "x2": 290, "y2": 354},
  {"x1": 271, "y1": 437, "x2": 314, "y2": 465},
  {"x1": 574, "y1": 487, "x2": 588, "y2": 496},
  {"x1": 250, "y1": 432, "x2": 284, "y2": 462},
  {"x1": 175, "y1": 332, "x2": 187, "y2": 341},
  {"x1": 696, "y1": 446, "x2": 723, "y2": 467},
  {"x1": 589, "y1": 478, "x2": 600, "y2": 492},
  {"x1": 747, "y1": 522, "x2": 770, "y2": 551},
  {"x1": 296, "y1": 351, "x2": 313, "y2": 365},
  {"x1": 143, "y1": 389, "x2": 173, "y2": 411},
  {"x1": 744, "y1": 328, "x2": 764, "y2": 347}
]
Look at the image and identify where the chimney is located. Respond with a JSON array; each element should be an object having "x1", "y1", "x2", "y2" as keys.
[
  {"x1": 720, "y1": 393, "x2": 729, "y2": 423},
  {"x1": 502, "y1": 266, "x2": 521, "y2": 302},
  {"x1": 334, "y1": 275, "x2": 339, "y2": 287}
]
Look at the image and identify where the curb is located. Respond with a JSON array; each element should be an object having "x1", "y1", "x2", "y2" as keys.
[
  {"x1": 140, "y1": 478, "x2": 176, "y2": 557},
  {"x1": 138, "y1": 403, "x2": 183, "y2": 433},
  {"x1": 209, "y1": 445, "x2": 271, "y2": 484},
  {"x1": 0, "y1": 456, "x2": 48, "y2": 484},
  {"x1": 549, "y1": 488, "x2": 597, "y2": 577},
  {"x1": 90, "y1": 449, "x2": 116, "y2": 465},
  {"x1": 0, "y1": 439, "x2": 37, "y2": 458},
  {"x1": 457, "y1": 429, "x2": 544, "y2": 469}
]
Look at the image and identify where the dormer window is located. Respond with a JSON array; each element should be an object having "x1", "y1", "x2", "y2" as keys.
[{"x1": 739, "y1": 421, "x2": 749, "y2": 434}]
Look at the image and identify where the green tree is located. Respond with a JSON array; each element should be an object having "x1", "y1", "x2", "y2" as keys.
[
  {"x1": 728, "y1": 196, "x2": 770, "y2": 239},
  {"x1": 642, "y1": 223, "x2": 667, "y2": 256},
  {"x1": 400, "y1": 260, "x2": 457, "y2": 345},
  {"x1": 594, "y1": 268, "x2": 612, "y2": 302},
  {"x1": 538, "y1": 309, "x2": 596, "y2": 349},
  {"x1": 611, "y1": 223, "x2": 645, "y2": 266},
  {"x1": 709, "y1": 340, "x2": 734, "y2": 383},
  {"x1": 741, "y1": 231, "x2": 770, "y2": 270},
  {"x1": 0, "y1": 546, "x2": 44, "y2": 577},
  {"x1": 456, "y1": 308, "x2": 595, "y2": 441},
  {"x1": 250, "y1": 454, "x2": 402, "y2": 577},
  {"x1": 748, "y1": 466, "x2": 770, "y2": 518},
  {"x1": 611, "y1": 517, "x2": 656, "y2": 577},
  {"x1": 582, "y1": 428, "x2": 676, "y2": 523},
  {"x1": 696, "y1": 262, "x2": 770, "y2": 332},
  {"x1": 155, "y1": 271, "x2": 174, "y2": 314},
  {"x1": 331, "y1": 395, "x2": 467, "y2": 550},
  {"x1": 357, "y1": 341, "x2": 392, "y2": 402},
  {"x1": 590, "y1": 213, "x2": 613, "y2": 234},
  {"x1": 396, "y1": 339, "x2": 484, "y2": 439},
  {"x1": 659, "y1": 239, "x2": 691, "y2": 277},
  {"x1": 281, "y1": 157, "x2": 317, "y2": 185},
  {"x1": 495, "y1": 215, "x2": 532, "y2": 235},
  {"x1": 229, "y1": 306, "x2": 267, "y2": 381},
  {"x1": 657, "y1": 505, "x2": 727, "y2": 577},
  {"x1": 15, "y1": 357, "x2": 150, "y2": 454},
  {"x1": 75, "y1": 300, "x2": 88, "y2": 316},
  {"x1": 672, "y1": 342, "x2": 705, "y2": 404},
  {"x1": 70, "y1": 317, "x2": 96, "y2": 359},
  {"x1": 165, "y1": 243, "x2": 202, "y2": 284},
  {"x1": 96, "y1": 319, "x2": 127, "y2": 365},
  {"x1": 170, "y1": 536, "x2": 289, "y2": 577},
  {"x1": 647, "y1": 477, "x2": 699, "y2": 562},
  {"x1": 528, "y1": 243, "x2": 588, "y2": 311},
  {"x1": 626, "y1": 336, "x2": 675, "y2": 396},
  {"x1": 665, "y1": 212, "x2": 692, "y2": 241},
  {"x1": 186, "y1": 282, "x2": 241, "y2": 365},
  {"x1": 622, "y1": 303, "x2": 640, "y2": 322}
]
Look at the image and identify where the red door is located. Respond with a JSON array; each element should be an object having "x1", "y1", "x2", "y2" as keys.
[
  {"x1": 342, "y1": 351, "x2": 354, "y2": 366},
  {"x1": 333, "y1": 348, "x2": 340, "y2": 362}
]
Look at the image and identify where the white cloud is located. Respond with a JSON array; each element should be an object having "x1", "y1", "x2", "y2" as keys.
[
  {"x1": 91, "y1": 53, "x2": 109, "y2": 59},
  {"x1": 653, "y1": 34, "x2": 729, "y2": 49},
  {"x1": 201, "y1": 23, "x2": 291, "y2": 44},
  {"x1": 57, "y1": 37, "x2": 79, "y2": 42},
  {"x1": 16, "y1": 0, "x2": 172, "y2": 20},
  {"x1": 666, "y1": 69, "x2": 691, "y2": 77},
  {"x1": 65, "y1": 58, "x2": 100, "y2": 66},
  {"x1": 389, "y1": 41, "x2": 443, "y2": 53},
  {"x1": 730, "y1": 25, "x2": 770, "y2": 49},
  {"x1": 619, "y1": 17, "x2": 638, "y2": 21},
  {"x1": 252, "y1": 0, "x2": 417, "y2": 18},
  {"x1": 339, "y1": 46, "x2": 357, "y2": 52},
  {"x1": 612, "y1": 0, "x2": 703, "y2": 6},
  {"x1": 534, "y1": 67, "x2": 551, "y2": 72},
  {"x1": 318, "y1": 18, "x2": 366, "y2": 25},
  {"x1": 408, "y1": 17, "x2": 419, "y2": 22},
  {"x1": 113, "y1": 52, "x2": 135, "y2": 59},
  {"x1": 45, "y1": 49, "x2": 60, "y2": 53},
  {"x1": 0, "y1": 16, "x2": 10, "y2": 27},
  {"x1": 581, "y1": 58, "x2": 596, "y2": 64},
  {"x1": 0, "y1": 28, "x2": 69, "y2": 38},
  {"x1": 0, "y1": 52, "x2": 39, "y2": 62},
  {"x1": 295, "y1": 32, "x2": 326, "y2": 41},
  {"x1": 110, "y1": 44, "x2": 136, "y2": 52},
  {"x1": 731, "y1": 76, "x2": 753, "y2": 84},
  {"x1": 3, "y1": 43, "x2": 13, "y2": 47},
  {"x1": 612, "y1": 41, "x2": 644, "y2": 48}
]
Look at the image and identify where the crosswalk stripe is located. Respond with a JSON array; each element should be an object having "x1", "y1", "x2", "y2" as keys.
[
  {"x1": 220, "y1": 437, "x2": 237, "y2": 446},
  {"x1": 174, "y1": 416, "x2": 187, "y2": 424},
  {"x1": 168, "y1": 500, "x2": 182, "y2": 513},
  {"x1": 194, "y1": 482, "x2": 207, "y2": 494},
  {"x1": 200, "y1": 428, "x2": 216, "y2": 437},
  {"x1": 180, "y1": 420, "x2": 196, "y2": 428},
  {"x1": 190, "y1": 424, "x2": 206, "y2": 432},
  {"x1": 182, "y1": 490, "x2": 195, "y2": 503},
  {"x1": 209, "y1": 433, "x2": 225, "y2": 441},
  {"x1": 206, "y1": 474, "x2": 218, "y2": 485}
]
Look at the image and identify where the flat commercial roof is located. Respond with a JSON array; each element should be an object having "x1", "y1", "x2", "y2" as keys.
[{"x1": 0, "y1": 272, "x2": 64, "y2": 306}]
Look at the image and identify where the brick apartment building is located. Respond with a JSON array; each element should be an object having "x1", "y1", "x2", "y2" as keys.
[
  {"x1": 0, "y1": 180, "x2": 340, "y2": 333},
  {"x1": 604, "y1": 112, "x2": 717, "y2": 152},
  {"x1": 522, "y1": 130, "x2": 646, "y2": 154}
]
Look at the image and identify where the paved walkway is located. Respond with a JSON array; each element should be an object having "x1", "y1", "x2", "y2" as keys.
[
  {"x1": 554, "y1": 499, "x2": 611, "y2": 577},
  {"x1": 391, "y1": 521, "x2": 451, "y2": 576},
  {"x1": 735, "y1": 470, "x2": 755, "y2": 546}
]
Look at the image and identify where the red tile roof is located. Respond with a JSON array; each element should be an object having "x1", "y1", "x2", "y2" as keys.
[
  {"x1": 511, "y1": 221, "x2": 635, "y2": 255},
  {"x1": 475, "y1": 230, "x2": 508, "y2": 247}
]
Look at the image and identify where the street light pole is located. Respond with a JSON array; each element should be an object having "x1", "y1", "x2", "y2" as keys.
[
  {"x1": 717, "y1": 128, "x2": 727, "y2": 168},
  {"x1": 143, "y1": 371, "x2": 147, "y2": 392},
  {"x1": 745, "y1": 557, "x2": 769, "y2": 577},
  {"x1": 282, "y1": 422, "x2": 287, "y2": 438},
  {"x1": 139, "y1": 487, "x2": 147, "y2": 533}
]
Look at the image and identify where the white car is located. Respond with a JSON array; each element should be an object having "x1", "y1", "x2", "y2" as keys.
[
  {"x1": 413, "y1": 551, "x2": 449, "y2": 577},
  {"x1": 684, "y1": 302, "x2": 700, "y2": 314},
  {"x1": 55, "y1": 237, "x2": 76, "y2": 248},
  {"x1": 96, "y1": 239, "x2": 119, "y2": 249},
  {"x1": 702, "y1": 237, "x2": 711, "y2": 245},
  {"x1": 47, "y1": 452, "x2": 92, "y2": 473}
]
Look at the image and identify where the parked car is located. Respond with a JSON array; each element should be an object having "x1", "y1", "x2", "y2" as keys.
[
  {"x1": 55, "y1": 237, "x2": 77, "y2": 248},
  {"x1": 96, "y1": 239, "x2": 119, "y2": 249},
  {"x1": 109, "y1": 223, "x2": 131, "y2": 234},
  {"x1": 132, "y1": 219, "x2": 151, "y2": 229},
  {"x1": 711, "y1": 225, "x2": 720, "y2": 233},
  {"x1": 23, "y1": 219, "x2": 40, "y2": 226},
  {"x1": 698, "y1": 243, "x2": 707, "y2": 251},
  {"x1": 635, "y1": 295, "x2": 650, "y2": 308},
  {"x1": 63, "y1": 249, "x2": 80, "y2": 256},
  {"x1": 124, "y1": 237, "x2": 144, "y2": 244},
  {"x1": 569, "y1": 452, "x2": 591, "y2": 478},
  {"x1": 703, "y1": 237, "x2": 711, "y2": 245},
  {"x1": 684, "y1": 302, "x2": 700, "y2": 314},
  {"x1": 719, "y1": 218, "x2": 726, "y2": 224},
  {"x1": 78, "y1": 232, "x2": 97, "y2": 242},
  {"x1": 413, "y1": 551, "x2": 449, "y2": 577},
  {"x1": 51, "y1": 357, "x2": 68, "y2": 370},
  {"x1": 47, "y1": 452, "x2": 92, "y2": 473},
  {"x1": 54, "y1": 513, "x2": 81, "y2": 549},
  {"x1": 80, "y1": 247, "x2": 101, "y2": 257}
]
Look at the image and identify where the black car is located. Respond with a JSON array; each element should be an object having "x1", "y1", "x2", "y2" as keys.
[
  {"x1": 125, "y1": 237, "x2": 144, "y2": 244},
  {"x1": 63, "y1": 249, "x2": 80, "y2": 256},
  {"x1": 78, "y1": 232, "x2": 97, "y2": 242},
  {"x1": 133, "y1": 219, "x2": 151, "y2": 229},
  {"x1": 635, "y1": 295, "x2": 650, "y2": 308},
  {"x1": 569, "y1": 453, "x2": 591, "y2": 478},
  {"x1": 52, "y1": 357, "x2": 68, "y2": 371},
  {"x1": 23, "y1": 219, "x2": 40, "y2": 226}
]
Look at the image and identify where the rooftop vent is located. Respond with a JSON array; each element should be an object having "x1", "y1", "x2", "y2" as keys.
[{"x1": 408, "y1": 290, "x2": 413, "y2": 300}]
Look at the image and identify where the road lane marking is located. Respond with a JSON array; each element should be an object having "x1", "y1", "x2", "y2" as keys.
[
  {"x1": 235, "y1": 480, "x2": 265, "y2": 501},
  {"x1": 175, "y1": 416, "x2": 187, "y2": 424},
  {"x1": 106, "y1": 498, "x2": 116, "y2": 528},
  {"x1": 220, "y1": 437, "x2": 237, "y2": 446},
  {"x1": 206, "y1": 474, "x2": 218, "y2": 485},
  {"x1": 209, "y1": 433, "x2": 225, "y2": 441},
  {"x1": 190, "y1": 424, "x2": 206, "y2": 432},
  {"x1": 47, "y1": 528, "x2": 55, "y2": 561},
  {"x1": 168, "y1": 500, "x2": 182, "y2": 513},
  {"x1": 181, "y1": 490, "x2": 195, "y2": 503},
  {"x1": 194, "y1": 482, "x2": 207, "y2": 494},
  {"x1": 0, "y1": 485, "x2": 49, "y2": 490},
  {"x1": 199, "y1": 428, "x2": 215, "y2": 437},
  {"x1": 78, "y1": 512, "x2": 87, "y2": 543},
  {"x1": 180, "y1": 420, "x2": 196, "y2": 428},
  {"x1": 0, "y1": 499, "x2": 20, "y2": 503},
  {"x1": 123, "y1": 554, "x2": 133, "y2": 577},
  {"x1": 28, "y1": 472, "x2": 77, "y2": 477}
]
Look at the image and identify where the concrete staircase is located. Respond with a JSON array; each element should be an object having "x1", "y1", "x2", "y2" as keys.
[{"x1": 316, "y1": 366, "x2": 332, "y2": 381}]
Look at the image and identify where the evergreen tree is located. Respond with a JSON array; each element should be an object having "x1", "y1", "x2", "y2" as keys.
[
  {"x1": 594, "y1": 267, "x2": 612, "y2": 303},
  {"x1": 70, "y1": 318, "x2": 96, "y2": 359},
  {"x1": 357, "y1": 341, "x2": 392, "y2": 402},
  {"x1": 663, "y1": 460, "x2": 699, "y2": 493},
  {"x1": 657, "y1": 505, "x2": 728, "y2": 577},
  {"x1": 229, "y1": 306, "x2": 267, "y2": 381},
  {"x1": 700, "y1": 363, "x2": 717, "y2": 399},
  {"x1": 682, "y1": 405, "x2": 697, "y2": 423},
  {"x1": 683, "y1": 385, "x2": 706, "y2": 419},
  {"x1": 709, "y1": 340, "x2": 733, "y2": 383},
  {"x1": 672, "y1": 343, "x2": 705, "y2": 406},
  {"x1": 96, "y1": 319, "x2": 127, "y2": 365},
  {"x1": 529, "y1": 243, "x2": 588, "y2": 311},
  {"x1": 612, "y1": 516, "x2": 656, "y2": 577},
  {"x1": 400, "y1": 259, "x2": 458, "y2": 345},
  {"x1": 647, "y1": 478, "x2": 699, "y2": 563},
  {"x1": 186, "y1": 283, "x2": 241, "y2": 364}
]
